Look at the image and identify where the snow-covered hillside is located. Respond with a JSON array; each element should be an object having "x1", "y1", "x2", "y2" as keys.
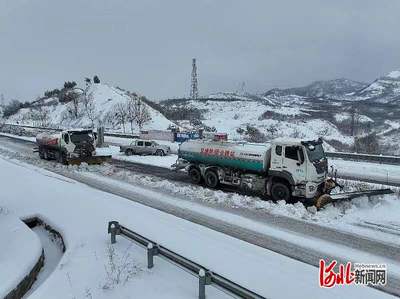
[
  {"x1": 162, "y1": 97, "x2": 352, "y2": 145},
  {"x1": 353, "y1": 70, "x2": 400, "y2": 103},
  {"x1": 5, "y1": 83, "x2": 176, "y2": 132}
]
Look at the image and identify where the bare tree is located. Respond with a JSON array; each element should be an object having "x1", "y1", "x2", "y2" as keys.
[
  {"x1": 114, "y1": 102, "x2": 128, "y2": 133},
  {"x1": 127, "y1": 95, "x2": 151, "y2": 132},
  {"x1": 82, "y1": 92, "x2": 96, "y2": 128},
  {"x1": 349, "y1": 107, "x2": 360, "y2": 137},
  {"x1": 30, "y1": 106, "x2": 49, "y2": 127}
]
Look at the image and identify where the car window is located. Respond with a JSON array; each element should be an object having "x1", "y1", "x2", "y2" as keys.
[
  {"x1": 285, "y1": 146, "x2": 298, "y2": 160},
  {"x1": 298, "y1": 148, "x2": 304, "y2": 163},
  {"x1": 137, "y1": 141, "x2": 144, "y2": 146},
  {"x1": 275, "y1": 145, "x2": 282, "y2": 156},
  {"x1": 145, "y1": 141, "x2": 152, "y2": 147}
]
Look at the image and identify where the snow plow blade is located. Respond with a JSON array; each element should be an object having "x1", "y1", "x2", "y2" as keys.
[
  {"x1": 315, "y1": 189, "x2": 394, "y2": 209},
  {"x1": 67, "y1": 155, "x2": 112, "y2": 165}
]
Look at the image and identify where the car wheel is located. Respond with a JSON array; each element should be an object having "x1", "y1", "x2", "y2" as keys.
[
  {"x1": 189, "y1": 167, "x2": 202, "y2": 184},
  {"x1": 271, "y1": 182, "x2": 291, "y2": 202},
  {"x1": 204, "y1": 170, "x2": 219, "y2": 188},
  {"x1": 125, "y1": 149, "x2": 134, "y2": 156},
  {"x1": 155, "y1": 149, "x2": 165, "y2": 156}
]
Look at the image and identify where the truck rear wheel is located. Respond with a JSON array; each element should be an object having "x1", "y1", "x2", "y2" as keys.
[
  {"x1": 271, "y1": 183, "x2": 291, "y2": 202},
  {"x1": 125, "y1": 149, "x2": 134, "y2": 156},
  {"x1": 39, "y1": 147, "x2": 44, "y2": 159},
  {"x1": 204, "y1": 170, "x2": 219, "y2": 188},
  {"x1": 189, "y1": 167, "x2": 202, "y2": 184}
]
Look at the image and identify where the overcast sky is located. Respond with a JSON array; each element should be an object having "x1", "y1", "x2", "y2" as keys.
[{"x1": 1, "y1": 0, "x2": 400, "y2": 102}]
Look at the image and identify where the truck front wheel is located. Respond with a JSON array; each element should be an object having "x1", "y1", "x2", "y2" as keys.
[
  {"x1": 204, "y1": 170, "x2": 219, "y2": 188},
  {"x1": 189, "y1": 167, "x2": 202, "y2": 184},
  {"x1": 57, "y1": 152, "x2": 67, "y2": 165},
  {"x1": 271, "y1": 183, "x2": 291, "y2": 202}
]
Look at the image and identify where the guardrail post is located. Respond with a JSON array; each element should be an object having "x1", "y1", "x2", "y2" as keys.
[
  {"x1": 147, "y1": 243, "x2": 159, "y2": 269},
  {"x1": 198, "y1": 269, "x2": 211, "y2": 299},
  {"x1": 107, "y1": 221, "x2": 120, "y2": 244}
]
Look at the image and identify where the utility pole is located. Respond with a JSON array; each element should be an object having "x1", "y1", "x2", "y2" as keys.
[{"x1": 190, "y1": 58, "x2": 199, "y2": 100}]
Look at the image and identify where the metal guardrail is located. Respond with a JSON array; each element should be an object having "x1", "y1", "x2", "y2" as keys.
[
  {"x1": 103, "y1": 132, "x2": 139, "y2": 139},
  {"x1": 326, "y1": 152, "x2": 400, "y2": 165},
  {"x1": 108, "y1": 221, "x2": 266, "y2": 299}
]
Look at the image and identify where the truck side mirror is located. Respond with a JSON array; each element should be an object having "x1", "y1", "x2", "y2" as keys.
[{"x1": 64, "y1": 134, "x2": 69, "y2": 144}]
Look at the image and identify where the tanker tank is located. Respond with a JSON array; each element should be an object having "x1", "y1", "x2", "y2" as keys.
[{"x1": 178, "y1": 139, "x2": 272, "y2": 173}]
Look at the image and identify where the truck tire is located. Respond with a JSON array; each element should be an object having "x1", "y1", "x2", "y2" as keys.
[
  {"x1": 204, "y1": 170, "x2": 219, "y2": 189},
  {"x1": 189, "y1": 167, "x2": 202, "y2": 184},
  {"x1": 39, "y1": 147, "x2": 44, "y2": 159},
  {"x1": 43, "y1": 149, "x2": 49, "y2": 160},
  {"x1": 155, "y1": 149, "x2": 165, "y2": 156},
  {"x1": 271, "y1": 183, "x2": 291, "y2": 202},
  {"x1": 57, "y1": 152, "x2": 67, "y2": 165},
  {"x1": 125, "y1": 149, "x2": 134, "y2": 156}
]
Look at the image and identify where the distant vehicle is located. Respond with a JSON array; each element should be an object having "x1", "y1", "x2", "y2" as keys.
[{"x1": 120, "y1": 139, "x2": 171, "y2": 156}]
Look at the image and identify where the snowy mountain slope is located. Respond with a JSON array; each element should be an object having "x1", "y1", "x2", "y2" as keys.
[
  {"x1": 160, "y1": 96, "x2": 354, "y2": 145},
  {"x1": 6, "y1": 83, "x2": 176, "y2": 132},
  {"x1": 264, "y1": 78, "x2": 367, "y2": 100},
  {"x1": 353, "y1": 70, "x2": 400, "y2": 103}
]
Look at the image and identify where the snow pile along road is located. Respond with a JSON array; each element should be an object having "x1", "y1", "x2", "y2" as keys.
[{"x1": 0, "y1": 212, "x2": 42, "y2": 297}]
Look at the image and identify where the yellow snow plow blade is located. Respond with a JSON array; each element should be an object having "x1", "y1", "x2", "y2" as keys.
[
  {"x1": 314, "y1": 189, "x2": 394, "y2": 209},
  {"x1": 315, "y1": 194, "x2": 334, "y2": 209}
]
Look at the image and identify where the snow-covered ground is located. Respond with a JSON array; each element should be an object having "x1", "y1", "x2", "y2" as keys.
[
  {"x1": 0, "y1": 212, "x2": 42, "y2": 297},
  {"x1": 1, "y1": 155, "x2": 397, "y2": 298}
]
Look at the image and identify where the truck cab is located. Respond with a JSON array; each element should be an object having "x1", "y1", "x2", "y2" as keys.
[
  {"x1": 269, "y1": 138, "x2": 327, "y2": 200},
  {"x1": 61, "y1": 130, "x2": 96, "y2": 158}
]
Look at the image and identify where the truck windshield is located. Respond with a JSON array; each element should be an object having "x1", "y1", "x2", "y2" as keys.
[
  {"x1": 306, "y1": 144, "x2": 325, "y2": 162},
  {"x1": 70, "y1": 132, "x2": 93, "y2": 143}
]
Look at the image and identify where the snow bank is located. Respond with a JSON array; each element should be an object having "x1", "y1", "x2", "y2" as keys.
[{"x1": 0, "y1": 213, "x2": 42, "y2": 297}]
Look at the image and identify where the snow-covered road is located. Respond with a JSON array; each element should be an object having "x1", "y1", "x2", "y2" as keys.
[
  {"x1": 1, "y1": 134, "x2": 400, "y2": 297},
  {"x1": 2, "y1": 156, "x2": 395, "y2": 298}
]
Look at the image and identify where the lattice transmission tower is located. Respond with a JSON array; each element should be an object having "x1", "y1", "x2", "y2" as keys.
[{"x1": 190, "y1": 58, "x2": 199, "y2": 99}]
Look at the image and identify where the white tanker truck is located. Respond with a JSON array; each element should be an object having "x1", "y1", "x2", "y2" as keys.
[
  {"x1": 36, "y1": 129, "x2": 110, "y2": 165},
  {"x1": 173, "y1": 137, "x2": 339, "y2": 208}
]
